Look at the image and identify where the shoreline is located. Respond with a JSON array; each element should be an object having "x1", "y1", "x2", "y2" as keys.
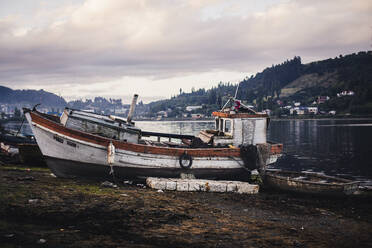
[{"x1": 1, "y1": 164, "x2": 371, "y2": 247}]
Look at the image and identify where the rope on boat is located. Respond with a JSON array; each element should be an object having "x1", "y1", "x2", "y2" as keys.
[
  {"x1": 107, "y1": 141, "x2": 116, "y2": 176},
  {"x1": 16, "y1": 117, "x2": 26, "y2": 137}
]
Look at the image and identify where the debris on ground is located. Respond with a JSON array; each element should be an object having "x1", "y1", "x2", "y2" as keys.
[
  {"x1": 17, "y1": 176, "x2": 35, "y2": 181},
  {"x1": 37, "y1": 238, "x2": 46, "y2": 244},
  {"x1": 28, "y1": 199, "x2": 39, "y2": 204},
  {"x1": 100, "y1": 181, "x2": 118, "y2": 188}
]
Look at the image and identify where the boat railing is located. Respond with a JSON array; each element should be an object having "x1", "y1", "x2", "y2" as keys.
[{"x1": 141, "y1": 131, "x2": 195, "y2": 142}]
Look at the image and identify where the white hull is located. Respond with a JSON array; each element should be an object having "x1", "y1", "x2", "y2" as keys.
[{"x1": 25, "y1": 110, "x2": 282, "y2": 180}]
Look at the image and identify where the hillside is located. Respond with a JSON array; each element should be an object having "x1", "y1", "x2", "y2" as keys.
[
  {"x1": 149, "y1": 51, "x2": 372, "y2": 116},
  {"x1": 0, "y1": 86, "x2": 67, "y2": 107}
]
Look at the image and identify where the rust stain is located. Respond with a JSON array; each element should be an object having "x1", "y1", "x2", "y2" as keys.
[{"x1": 270, "y1": 144, "x2": 283, "y2": 154}]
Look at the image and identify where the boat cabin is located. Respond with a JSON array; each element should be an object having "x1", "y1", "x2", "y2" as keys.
[
  {"x1": 199, "y1": 111, "x2": 269, "y2": 147},
  {"x1": 60, "y1": 108, "x2": 141, "y2": 144}
]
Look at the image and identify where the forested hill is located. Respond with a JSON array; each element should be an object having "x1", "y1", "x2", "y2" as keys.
[
  {"x1": 0, "y1": 86, "x2": 67, "y2": 107},
  {"x1": 149, "y1": 51, "x2": 372, "y2": 116}
]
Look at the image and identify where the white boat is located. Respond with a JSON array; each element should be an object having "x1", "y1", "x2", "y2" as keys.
[{"x1": 23, "y1": 97, "x2": 283, "y2": 181}]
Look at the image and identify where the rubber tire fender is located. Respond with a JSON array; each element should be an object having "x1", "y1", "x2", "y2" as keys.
[{"x1": 179, "y1": 152, "x2": 193, "y2": 169}]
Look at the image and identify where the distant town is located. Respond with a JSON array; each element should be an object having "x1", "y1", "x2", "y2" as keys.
[{"x1": 0, "y1": 90, "x2": 356, "y2": 121}]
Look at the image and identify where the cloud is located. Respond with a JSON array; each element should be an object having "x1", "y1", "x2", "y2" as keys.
[{"x1": 0, "y1": 0, "x2": 371, "y2": 99}]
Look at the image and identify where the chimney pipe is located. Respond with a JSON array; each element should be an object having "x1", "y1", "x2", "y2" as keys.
[{"x1": 127, "y1": 94, "x2": 138, "y2": 123}]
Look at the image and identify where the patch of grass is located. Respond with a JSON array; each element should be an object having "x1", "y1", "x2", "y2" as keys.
[
  {"x1": 0, "y1": 184, "x2": 31, "y2": 208},
  {"x1": 1, "y1": 165, "x2": 50, "y2": 172}
]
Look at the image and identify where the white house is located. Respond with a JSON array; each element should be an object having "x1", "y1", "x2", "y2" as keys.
[
  {"x1": 290, "y1": 107, "x2": 305, "y2": 115},
  {"x1": 191, "y1": 113, "x2": 204, "y2": 119},
  {"x1": 186, "y1": 105, "x2": 203, "y2": 112},
  {"x1": 307, "y1": 107, "x2": 318, "y2": 114},
  {"x1": 337, "y1": 91, "x2": 355, "y2": 97}
]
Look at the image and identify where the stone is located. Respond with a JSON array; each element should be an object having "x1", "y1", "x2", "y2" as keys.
[
  {"x1": 165, "y1": 181, "x2": 177, "y2": 191},
  {"x1": 28, "y1": 199, "x2": 39, "y2": 204},
  {"x1": 146, "y1": 177, "x2": 259, "y2": 194},
  {"x1": 236, "y1": 183, "x2": 259, "y2": 194},
  {"x1": 226, "y1": 183, "x2": 238, "y2": 192},
  {"x1": 37, "y1": 239, "x2": 46, "y2": 244},
  {"x1": 188, "y1": 181, "x2": 201, "y2": 191},
  {"x1": 146, "y1": 178, "x2": 166, "y2": 190},
  {"x1": 101, "y1": 181, "x2": 117, "y2": 188},
  {"x1": 176, "y1": 181, "x2": 189, "y2": 191},
  {"x1": 208, "y1": 181, "x2": 227, "y2": 192}
]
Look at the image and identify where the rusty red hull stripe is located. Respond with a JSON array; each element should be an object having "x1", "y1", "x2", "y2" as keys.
[
  {"x1": 30, "y1": 112, "x2": 242, "y2": 157},
  {"x1": 212, "y1": 112, "x2": 269, "y2": 118}
]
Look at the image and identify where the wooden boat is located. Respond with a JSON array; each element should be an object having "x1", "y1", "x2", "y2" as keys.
[
  {"x1": 23, "y1": 97, "x2": 283, "y2": 181},
  {"x1": 264, "y1": 170, "x2": 360, "y2": 196},
  {"x1": 0, "y1": 132, "x2": 36, "y2": 146},
  {"x1": 0, "y1": 130, "x2": 46, "y2": 166}
]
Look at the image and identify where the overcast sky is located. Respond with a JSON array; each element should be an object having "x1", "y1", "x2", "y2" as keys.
[{"x1": 0, "y1": 0, "x2": 371, "y2": 103}]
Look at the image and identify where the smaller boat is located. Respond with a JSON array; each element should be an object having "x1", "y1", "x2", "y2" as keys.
[
  {"x1": 0, "y1": 127, "x2": 45, "y2": 166},
  {"x1": 264, "y1": 170, "x2": 360, "y2": 196}
]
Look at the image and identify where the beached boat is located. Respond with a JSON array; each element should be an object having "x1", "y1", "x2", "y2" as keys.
[
  {"x1": 0, "y1": 129, "x2": 46, "y2": 166},
  {"x1": 23, "y1": 97, "x2": 283, "y2": 181},
  {"x1": 264, "y1": 170, "x2": 360, "y2": 196}
]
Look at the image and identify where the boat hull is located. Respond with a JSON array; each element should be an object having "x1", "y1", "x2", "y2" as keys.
[
  {"x1": 25, "y1": 111, "x2": 261, "y2": 180},
  {"x1": 46, "y1": 156, "x2": 249, "y2": 181}
]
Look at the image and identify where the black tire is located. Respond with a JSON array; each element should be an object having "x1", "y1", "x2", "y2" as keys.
[{"x1": 179, "y1": 152, "x2": 193, "y2": 169}]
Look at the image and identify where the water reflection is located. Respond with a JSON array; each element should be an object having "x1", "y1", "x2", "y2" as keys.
[{"x1": 269, "y1": 119, "x2": 372, "y2": 181}]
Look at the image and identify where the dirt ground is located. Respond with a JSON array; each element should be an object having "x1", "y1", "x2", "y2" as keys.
[{"x1": 0, "y1": 164, "x2": 371, "y2": 248}]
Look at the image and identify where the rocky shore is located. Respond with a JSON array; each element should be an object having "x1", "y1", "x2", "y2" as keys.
[{"x1": 1, "y1": 164, "x2": 371, "y2": 248}]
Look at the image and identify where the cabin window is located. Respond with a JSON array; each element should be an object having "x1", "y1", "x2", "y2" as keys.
[
  {"x1": 67, "y1": 141, "x2": 77, "y2": 148},
  {"x1": 225, "y1": 120, "x2": 231, "y2": 133},
  {"x1": 53, "y1": 135, "x2": 64, "y2": 143},
  {"x1": 219, "y1": 119, "x2": 224, "y2": 132},
  {"x1": 215, "y1": 119, "x2": 219, "y2": 130}
]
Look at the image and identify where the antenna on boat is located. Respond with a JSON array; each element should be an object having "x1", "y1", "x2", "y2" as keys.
[
  {"x1": 234, "y1": 82, "x2": 240, "y2": 99},
  {"x1": 220, "y1": 82, "x2": 240, "y2": 111},
  {"x1": 220, "y1": 82, "x2": 258, "y2": 114}
]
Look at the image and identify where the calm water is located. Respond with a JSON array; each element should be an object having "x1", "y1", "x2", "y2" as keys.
[
  {"x1": 137, "y1": 119, "x2": 372, "y2": 183},
  {"x1": 5, "y1": 118, "x2": 372, "y2": 183}
]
